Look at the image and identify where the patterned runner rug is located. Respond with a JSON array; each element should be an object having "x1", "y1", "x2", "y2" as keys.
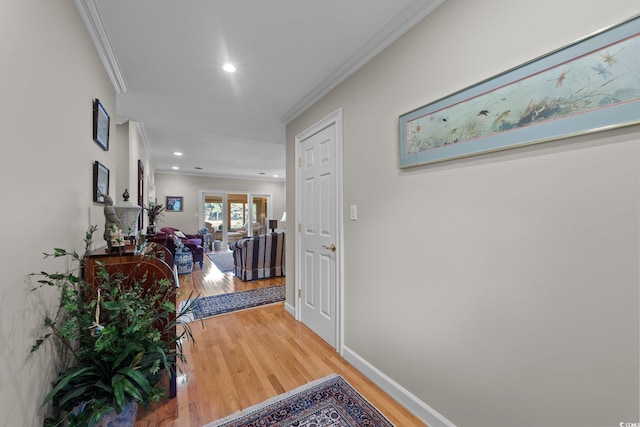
[
  {"x1": 203, "y1": 374, "x2": 394, "y2": 427},
  {"x1": 188, "y1": 285, "x2": 285, "y2": 321},
  {"x1": 207, "y1": 251, "x2": 235, "y2": 273}
]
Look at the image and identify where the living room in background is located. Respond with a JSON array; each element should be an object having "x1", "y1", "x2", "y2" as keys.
[{"x1": 201, "y1": 191, "x2": 272, "y2": 246}]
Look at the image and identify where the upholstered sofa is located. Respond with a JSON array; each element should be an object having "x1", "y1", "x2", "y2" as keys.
[
  {"x1": 156, "y1": 227, "x2": 204, "y2": 268},
  {"x1": 209, "y1": 221, "x2": 264, "y2": 244},
  {"x1": 229, "y1": 232, "x2": 285, "y2": 281}
]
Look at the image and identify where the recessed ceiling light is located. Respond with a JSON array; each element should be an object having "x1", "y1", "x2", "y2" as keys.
[
  {"x1": 273, "y1": 175, "x2": 278, "y2": 178},
  {"x1": 174, "y1": 152, "x2": 183, "y2": 156},
  {"x1": 172, "y1": 166, "x2": 179, "y2": 170},
  {"x1": 223, "y1": 63, "x2": 236, "y2": 73}
]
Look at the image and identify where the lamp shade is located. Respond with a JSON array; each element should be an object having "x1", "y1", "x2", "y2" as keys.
[
  {"x1": 280, "y1": 212, "x2": 286, "y2": 222},
  {"x1": 268, "y1": 219, "x2": 277, "y2": 231}
]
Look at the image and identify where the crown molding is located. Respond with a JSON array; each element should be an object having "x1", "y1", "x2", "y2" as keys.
[
  {"x1": 134, "y1": 122, "x2": 153, "y2": 157},
  {"x1": 282, "y1": 0, "x2": 446, "y2": 124},
  {"x1": 74, "y1": 0, "x2": 127, "y2": 93},
  {"x1": 155, "y1": 169, "x2": 286, "y2": 182}
]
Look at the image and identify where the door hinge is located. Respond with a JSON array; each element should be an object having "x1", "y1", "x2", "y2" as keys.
[
  {"x1": 298, "y1": 223, "x2": 302, "y2": 232},
  {"x1": 298, "y1": 289, "x2": 302, "y2": 298},
  {"x1": 298, "y1": 157, "x2": 301, "y2": 167}
]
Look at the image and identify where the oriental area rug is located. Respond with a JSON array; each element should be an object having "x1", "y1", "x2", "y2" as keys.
[
  {"x1": 203, "y1": 374, "x2": 394, "y2": 427},
  {"x1": 207, "y1": 251, "x2": 235, "y2": 273},
  {"x1": 186, "y1": 285, "x2": 285, "y2": 321}
]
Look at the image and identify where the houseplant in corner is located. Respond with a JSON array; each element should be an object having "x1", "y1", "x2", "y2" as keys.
[{"x1": 31, "y1": 226, "x2": 197, "y2": 427}]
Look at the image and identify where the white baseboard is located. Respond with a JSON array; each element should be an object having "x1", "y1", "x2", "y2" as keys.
[
  {"x1": 342, "y1": 346, "x2": 456, "y2": 427},
  {"x1": 284, "y1": 302, "x2": 295, "y2": 317}
]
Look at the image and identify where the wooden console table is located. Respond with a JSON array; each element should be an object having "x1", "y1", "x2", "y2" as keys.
[{"x1": 83, "y1": 245, "x2": 178, "y2": 398}]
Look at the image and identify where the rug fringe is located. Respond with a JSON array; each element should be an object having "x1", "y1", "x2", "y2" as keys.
[{"x1": 203, "y1": 374, "x2": 340, "y2": 427}]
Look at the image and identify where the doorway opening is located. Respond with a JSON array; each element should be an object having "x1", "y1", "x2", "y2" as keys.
[{"x1": 201, "y1": 191, "x2": 272, "y2": 246}]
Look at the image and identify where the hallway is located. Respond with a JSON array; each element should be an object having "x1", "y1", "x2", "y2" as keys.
[{"x1": 134, "y1": 253, "x2": 424, "y2": 426}]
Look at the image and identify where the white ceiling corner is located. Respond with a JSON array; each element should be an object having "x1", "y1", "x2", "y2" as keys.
[
  {"x1": 282, "y1": 0, "x2": 446, "y2": 124},
  {"x1": 74, "y1": 0, "x2": 127, "y2": 93},
  {"x1": 75, "y1": 0, "x2": 445, "y2": 180}
]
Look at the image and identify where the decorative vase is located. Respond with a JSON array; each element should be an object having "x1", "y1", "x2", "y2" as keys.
[
  {"x1": 175, "y1": 250, "x2": 193, "y2": 275},
  {"x1": 73, "y1": 400, "x2": 138, "y2": 427},
  {"x1": 96, "y1": 401, "x2": 138, "y2": 427},
  {"x1": 113, "y1": 203, "x2": 142, "y2": 243},
  {"x1": 146, "y1": 223, "x2": 157, "y2": 236}
]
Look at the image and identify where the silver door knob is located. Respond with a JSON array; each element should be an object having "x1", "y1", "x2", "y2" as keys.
[{"x1": 322, "y1": 244, "x2": 336, "y2": 252}]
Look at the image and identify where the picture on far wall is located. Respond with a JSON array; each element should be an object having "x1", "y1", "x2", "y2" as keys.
[
  {"x1": 166, "y1": 196, "x2": 183, "y2": 212},
  {"x1": 93, "y1": 98, "x2": 110, "y2": 151},
  {"x1": 93, "y1": 161, "x2": 109, "y2": 203}
]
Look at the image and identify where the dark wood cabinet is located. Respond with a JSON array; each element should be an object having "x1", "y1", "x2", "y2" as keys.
[{"x1": 83, "y1": 244, "x2": 178, "y2": 398}]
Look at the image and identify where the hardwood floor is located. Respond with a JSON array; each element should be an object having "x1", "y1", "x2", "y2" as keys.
[{"x1": 135, "y1": 250, "x2": 425, "y2": 426}]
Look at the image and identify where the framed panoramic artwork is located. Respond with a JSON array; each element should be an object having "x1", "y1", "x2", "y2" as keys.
[
  {"x1": 93, "y1": 161, "x2": 109, "y2": 203},
  {"x1": 93, "y1": 99, "x2": 110, "y2": 151},
  {"x1": 399, "y1": 14, "x2": 640, "y2": 168},
  {"x1": 166, "y1": 196, "x2": 183, "y2": 212}
]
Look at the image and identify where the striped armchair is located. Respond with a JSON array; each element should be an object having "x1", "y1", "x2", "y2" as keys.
[{"x1": 229, "y1": 232, "x2": 285, "y2": 281}]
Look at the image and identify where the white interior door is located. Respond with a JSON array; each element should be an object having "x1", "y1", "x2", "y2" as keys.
[{"x1": 296, "y1": 110, "x2": 342, "y2": 349}]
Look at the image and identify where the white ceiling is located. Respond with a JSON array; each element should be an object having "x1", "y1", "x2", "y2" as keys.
[{"x1": 75, "y1": 0, "x2": 444, "y2": 180}]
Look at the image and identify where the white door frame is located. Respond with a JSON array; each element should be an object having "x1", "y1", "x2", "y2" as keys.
[
  {"x1": 294, "y1": 108, "x2": 344, "y2": 353},
  {"x1": 198, "y1": 190, "x2": 273, "y2": 241}
]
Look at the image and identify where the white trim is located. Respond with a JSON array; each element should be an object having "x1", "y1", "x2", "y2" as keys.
[
  {"x1": 282, "y1": 0, "x2": 446, "y2": 124},
  {"x1": 284, "y1": 302, "x2": 295, "y2": 317},
  {"x1": 73, "y1": 0, "x2": 127, "y2": 93},
  {"x1": 157, "y1": 169, "x2": 286, "y2": 182},
  {"x1": 197, "y1": 190, "x2": 274, "y2": 242},
  {"x1": 134, "y1": 122, "x2": 152, "y2": 160},
  {"x1": 342, "y1": 346, "x2": 456, "y2": 427},
  {"x1": 294, "y1": 108, "x2": 344, "y2": 353},
  {"x1": 335, "y1": 111, "x2": 345, "y2": 355}
]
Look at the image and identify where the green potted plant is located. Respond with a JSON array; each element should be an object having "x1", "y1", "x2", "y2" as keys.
[
  {"x1": 142, "y1": 203, "x2": 165, "y2": 236},
  {"x1": 31, "y1": 226, "x2": 197, "y2": 427}
]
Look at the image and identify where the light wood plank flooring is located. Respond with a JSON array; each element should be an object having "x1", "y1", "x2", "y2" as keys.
[{"x1": 135, "y1": 250, "x2": 425, "y2": 426}]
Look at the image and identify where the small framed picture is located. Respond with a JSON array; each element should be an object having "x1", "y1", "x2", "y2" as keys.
[
  {"x1": 93, "y1": 161, "x2": 110, "y2": 203},
  {"x1": 93, "y1": 99, "x2": 110, "y2": 151},
  {"x1": 166, "y1": 196, "x2": 183, "y2": 212}
]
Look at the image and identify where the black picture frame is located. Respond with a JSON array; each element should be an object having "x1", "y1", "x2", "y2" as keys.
[
  {"x1": 166, "y1": 196, "x2": 183, "y2": 212},
  {"x1": 93, "y1": 99, "x2": 110, "y2": 151},
  {"x1": 93, "y1": 161, "x2": 110, "y2": 203}
]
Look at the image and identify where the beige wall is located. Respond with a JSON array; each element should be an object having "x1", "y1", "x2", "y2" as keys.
[
  {"x1": 154, "y1": 173, "x2": 285, "y2": 234},
  {"x1": 0, "y1": 1, "x2": 134, "y2": 425},
  {"x1": 286, "y1": 1, "x2": 640, "y2": 426},
  {"x1": 113, "y1": 121, "x2": 152, "y2": 209}
]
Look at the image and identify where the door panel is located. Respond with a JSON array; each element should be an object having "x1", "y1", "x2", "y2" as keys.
[
  {"x1": 304, "y1": 250, "x2": 315, "y2": 307},
  {"x1": 319, "y1": 253, "x2": 332, "y2": 318},
  {"x1": 304, "y1": 177, "x2": 315, "y2": 234},
  {"x1": 299, "y1": 123, "x2": 337, "y2": 347}
]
